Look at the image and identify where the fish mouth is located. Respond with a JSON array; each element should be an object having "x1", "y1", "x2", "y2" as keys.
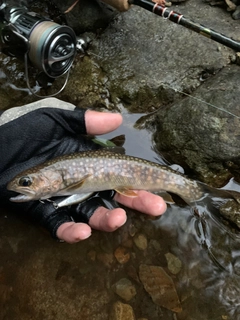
[
  {"x1": 9, "y1": 194, "x2": 34, "y2": 202},
  {"x1": 7, "y1": 186, "x2": 36, "y2": 202}
]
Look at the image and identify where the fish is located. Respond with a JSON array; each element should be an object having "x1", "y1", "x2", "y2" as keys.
[
  {"x1": 7, "y1": 150, "x2": 206, "y2": 202},
  {"x1": 7, "y1": 150, "x2": 240, "y2": 227}
]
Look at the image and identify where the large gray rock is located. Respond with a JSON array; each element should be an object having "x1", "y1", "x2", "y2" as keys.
[{"x1": 153, "y1": 65, "x2": 240, "y2": 186}]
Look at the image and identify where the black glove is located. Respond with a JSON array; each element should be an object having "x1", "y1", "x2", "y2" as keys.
[{"x1": 0, "y1": 97, "x2": 116, "y2": 238}]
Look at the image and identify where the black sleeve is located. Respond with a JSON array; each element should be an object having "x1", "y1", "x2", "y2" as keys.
[
  {"x1": 0, "y1": 106, "x2": 87, "y2": 173},
  {"x1": 0, "y1": 100, "x2": 116, "y2": 239},
  {"x1": 0, "y1": 104, "x2": 100, "y2": 204}
]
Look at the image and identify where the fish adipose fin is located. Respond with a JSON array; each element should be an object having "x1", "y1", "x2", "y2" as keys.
[
  {"x1": 115, "y1": 187, "x2": 138, "y2": 197},
  {"x1": 62, "y1": 174, "x2": 92, "y2": 192}
]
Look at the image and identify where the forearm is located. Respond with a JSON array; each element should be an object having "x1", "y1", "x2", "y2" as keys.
[{"x1": 100, "y1": 0, "x2": 131, "y2": 11}]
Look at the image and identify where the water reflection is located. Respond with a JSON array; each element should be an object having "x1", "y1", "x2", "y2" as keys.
[{"x1": 1, "y1": 109, "x2": 240, "y2": 319}]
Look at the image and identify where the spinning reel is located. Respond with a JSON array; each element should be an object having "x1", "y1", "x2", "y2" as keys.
[{"x1": 0, "y1": 2, "x2": 77, "y2": 96}]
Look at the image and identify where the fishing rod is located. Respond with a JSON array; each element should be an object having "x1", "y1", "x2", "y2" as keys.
[
  {"x1": 130, "y1": 0, "x2": 240, "y2": 51},
  {"x1": 100, "y1": 0, "x2": 240, "y2": 120},
  {"x1": 102, "y1": 0, "x2": 240, "y2": 52}
]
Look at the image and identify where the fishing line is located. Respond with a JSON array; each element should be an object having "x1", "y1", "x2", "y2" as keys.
[
  {"x1": 126, "y1": 0, "x2": 240, "y2": 119},
  {"x1": 99, "y1": 1, "x2": 240, "y2": 120},
  {"x1": 162, "y1": 82, "x2": 240, "y2": 120}
]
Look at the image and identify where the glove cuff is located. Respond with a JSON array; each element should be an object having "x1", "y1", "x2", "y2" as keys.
[{"x1": 30, "y1": 202, "x2": 73, "y2": 239}]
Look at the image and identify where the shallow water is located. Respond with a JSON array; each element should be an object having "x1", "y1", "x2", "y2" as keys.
[{"x1": 1, "y1": 107, "x2": 240, "y2": 320}]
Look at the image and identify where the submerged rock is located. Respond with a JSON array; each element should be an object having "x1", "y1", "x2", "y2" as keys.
[
  {"x1": 31, "y1": 0, "x2": 117, "y2": 34},
  {"x1": 133, "y1": 233, "x2": 148, "y2": 251},
  {"x1": 110, "y1": 301, "x2": 136, "y2": 320},
  {"x1": 112, "y1": 278, "x2": 137, "y2": 301},
  {"x1": 165, "y1": 252, "x2": 182, "y2": 275},
  {"x1": 114, "y1": 246, "x2": 131, "y2": 264},
  {"x1": 138, "y1": 264, "x2": 182, "y2": 313}
]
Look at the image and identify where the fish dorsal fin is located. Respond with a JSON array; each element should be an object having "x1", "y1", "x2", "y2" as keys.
[
  {"x1": 115, "y1": 187, "x2": 138, "y2": 197},
  {"x1": 62, "y1": 174, "x2": 92, "y2": 192}
]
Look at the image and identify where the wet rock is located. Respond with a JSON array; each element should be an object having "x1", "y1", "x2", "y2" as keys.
[
  {"x1": 40, "y1": 0, "x2": 117, "y2": 34},
  {"x1": 110, "y1": 301, "x2": 136, "y2": 320},
  {"x1": 232, "y1": 5, "x2": 240, "y2": 18},
  {"x1": 154, "y1": 65, "x2": 240, "y2": 186},
  {"x1": 114, "y1": 246, "x2": 131, "y2": 264},
  {"x1": 112, "y1": 278, "x2": 137, "y2": 301},
  {"x1": 219, "y1": 199, "x2": 240, "y2": 229},
  {"x1": 97, "y1": 252, "x2": 115, "y2": 267},
  {"x1": 148, "y1": 239, "x2": 162, "y2": 252},
  {"x1": 43, "y1": 0, "x2": 234, "y2": 113},
  {"x1": 133, "y1": 233, "x2": 148, "y2": 250},
  {"x1": 126, "y1": 265, "x2": 140, "y2": 284},
  {"x1": 1, "y1": 0, "x2": 238, "y2": 116},
  {"x1": 139, "y1": 264, "x2": 182, "y2": 313},
  {"x1": 165, "y1": 253, "x2": 182, "y2": 275},
  {"x1": 128, "y1": 223, "x2": 138, "y2": 237},
  {"x1": 122, "y1": 238, "x2": 134, "y2": 249}
]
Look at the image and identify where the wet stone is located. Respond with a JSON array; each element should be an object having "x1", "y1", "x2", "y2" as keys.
[
  {"x1": 112, "y1": 278, "x2": 137, "y2": 301},
  {"x1": 165, "y1": 253, "x2": 183, "y2": 275},
  {"x1": 114, "y1": 246, "x2": 131, "y2": 264},
  {"x1": 110, "y1": 301, "x2": 135, "y2": 320},
  {"x1": 128, "y1": 223, "x2": 138, "y2": 237},
  {"x1": 126, "y1": 265, "x2": 140, "y2": 284},
  {"x1": 97, "y1": 252, "x2": 115, "y2": 268},
  {"x1": 139, "y1": 264, "x2": 182, "y2": 313},
  {"x1": 148, "y1": 239, "x2": 162, "y2": 252},
  {"x1": 133, "y1": 233, "x2": 148, "y2": 251},
  {"x1": 122, "y1": 238, "x2": 133, "y2": 249}
]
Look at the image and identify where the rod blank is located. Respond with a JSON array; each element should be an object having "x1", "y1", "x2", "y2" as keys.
[{"x1": 130, "y1": 0, "x2": 240, "y2": 52}]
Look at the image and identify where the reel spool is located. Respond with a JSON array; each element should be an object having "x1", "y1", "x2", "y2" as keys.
[{"x1": 1, "y1": 5, "x2": 77, "y2": 96}]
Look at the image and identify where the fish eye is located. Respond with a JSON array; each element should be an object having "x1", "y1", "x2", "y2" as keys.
[{"x1": 19, "y1": 176, "x2": 32, "y2": 187}]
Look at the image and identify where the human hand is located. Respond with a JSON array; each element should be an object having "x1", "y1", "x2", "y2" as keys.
[
  {"x1": 0, "y1": 98, "x2": 166, "y2": 243},
  {"x1": 152, "y1": 0, "x2": 166, "y2": 6}
]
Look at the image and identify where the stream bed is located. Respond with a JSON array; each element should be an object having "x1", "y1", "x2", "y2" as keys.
[{"x1": 1, "y1": 108, "x2": 240, "y2": 320}]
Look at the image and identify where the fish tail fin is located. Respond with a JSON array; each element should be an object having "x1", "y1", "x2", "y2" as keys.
[{"x1": 195, "y1": 181, "x2": 236, "y2": 202}]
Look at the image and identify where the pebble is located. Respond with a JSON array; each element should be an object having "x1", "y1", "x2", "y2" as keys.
[
  {"x1": 110, "y1": 301, "x2": 135, "y2": 320},
  {"x1": 133, "y1": 233, "x2": 148, "y2": 250},
  {"x1": 139, "y1": 264, "x2": 182, "y2": 313},
  {"x1": 165, "y1": 252, "x2": 182, "y2": 275},
  {"x1": 97, "y1": 253, "x2": 115, "y2": 267},
  {"x1": 114, "y1": 246, "x2": 131, "y2": 264},
  {"x1": 112, "y1": 278, "x2": 137, "y2": 301}
]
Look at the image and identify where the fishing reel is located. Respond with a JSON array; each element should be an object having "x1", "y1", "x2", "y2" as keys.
[{"x1": 0, "y1": 2, "x2": 77, "y2": 96}]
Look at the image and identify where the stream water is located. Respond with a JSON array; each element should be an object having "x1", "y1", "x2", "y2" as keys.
[{"x1": 1, "y1": 104, "x2": 240, "y2": 320}]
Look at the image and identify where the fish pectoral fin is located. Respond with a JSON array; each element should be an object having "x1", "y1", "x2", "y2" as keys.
[
  {"x1": 61, "y1": 174, "x2": 92, "y2": 192},
  {"x1": 115, "y1": 187, "x2": 138, "y2": 197},
  {"x1": 158, "y1": 191, "x2": 175, "y2": 204}
]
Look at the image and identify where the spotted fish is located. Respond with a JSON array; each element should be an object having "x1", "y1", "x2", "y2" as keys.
[{"x1": 7, "y1": 150, "x2": 240, "y2": 227}]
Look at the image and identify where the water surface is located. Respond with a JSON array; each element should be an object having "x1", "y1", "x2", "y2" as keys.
[{"x1": 1, "y1": 108, "x2": 240, "y2": 320}]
